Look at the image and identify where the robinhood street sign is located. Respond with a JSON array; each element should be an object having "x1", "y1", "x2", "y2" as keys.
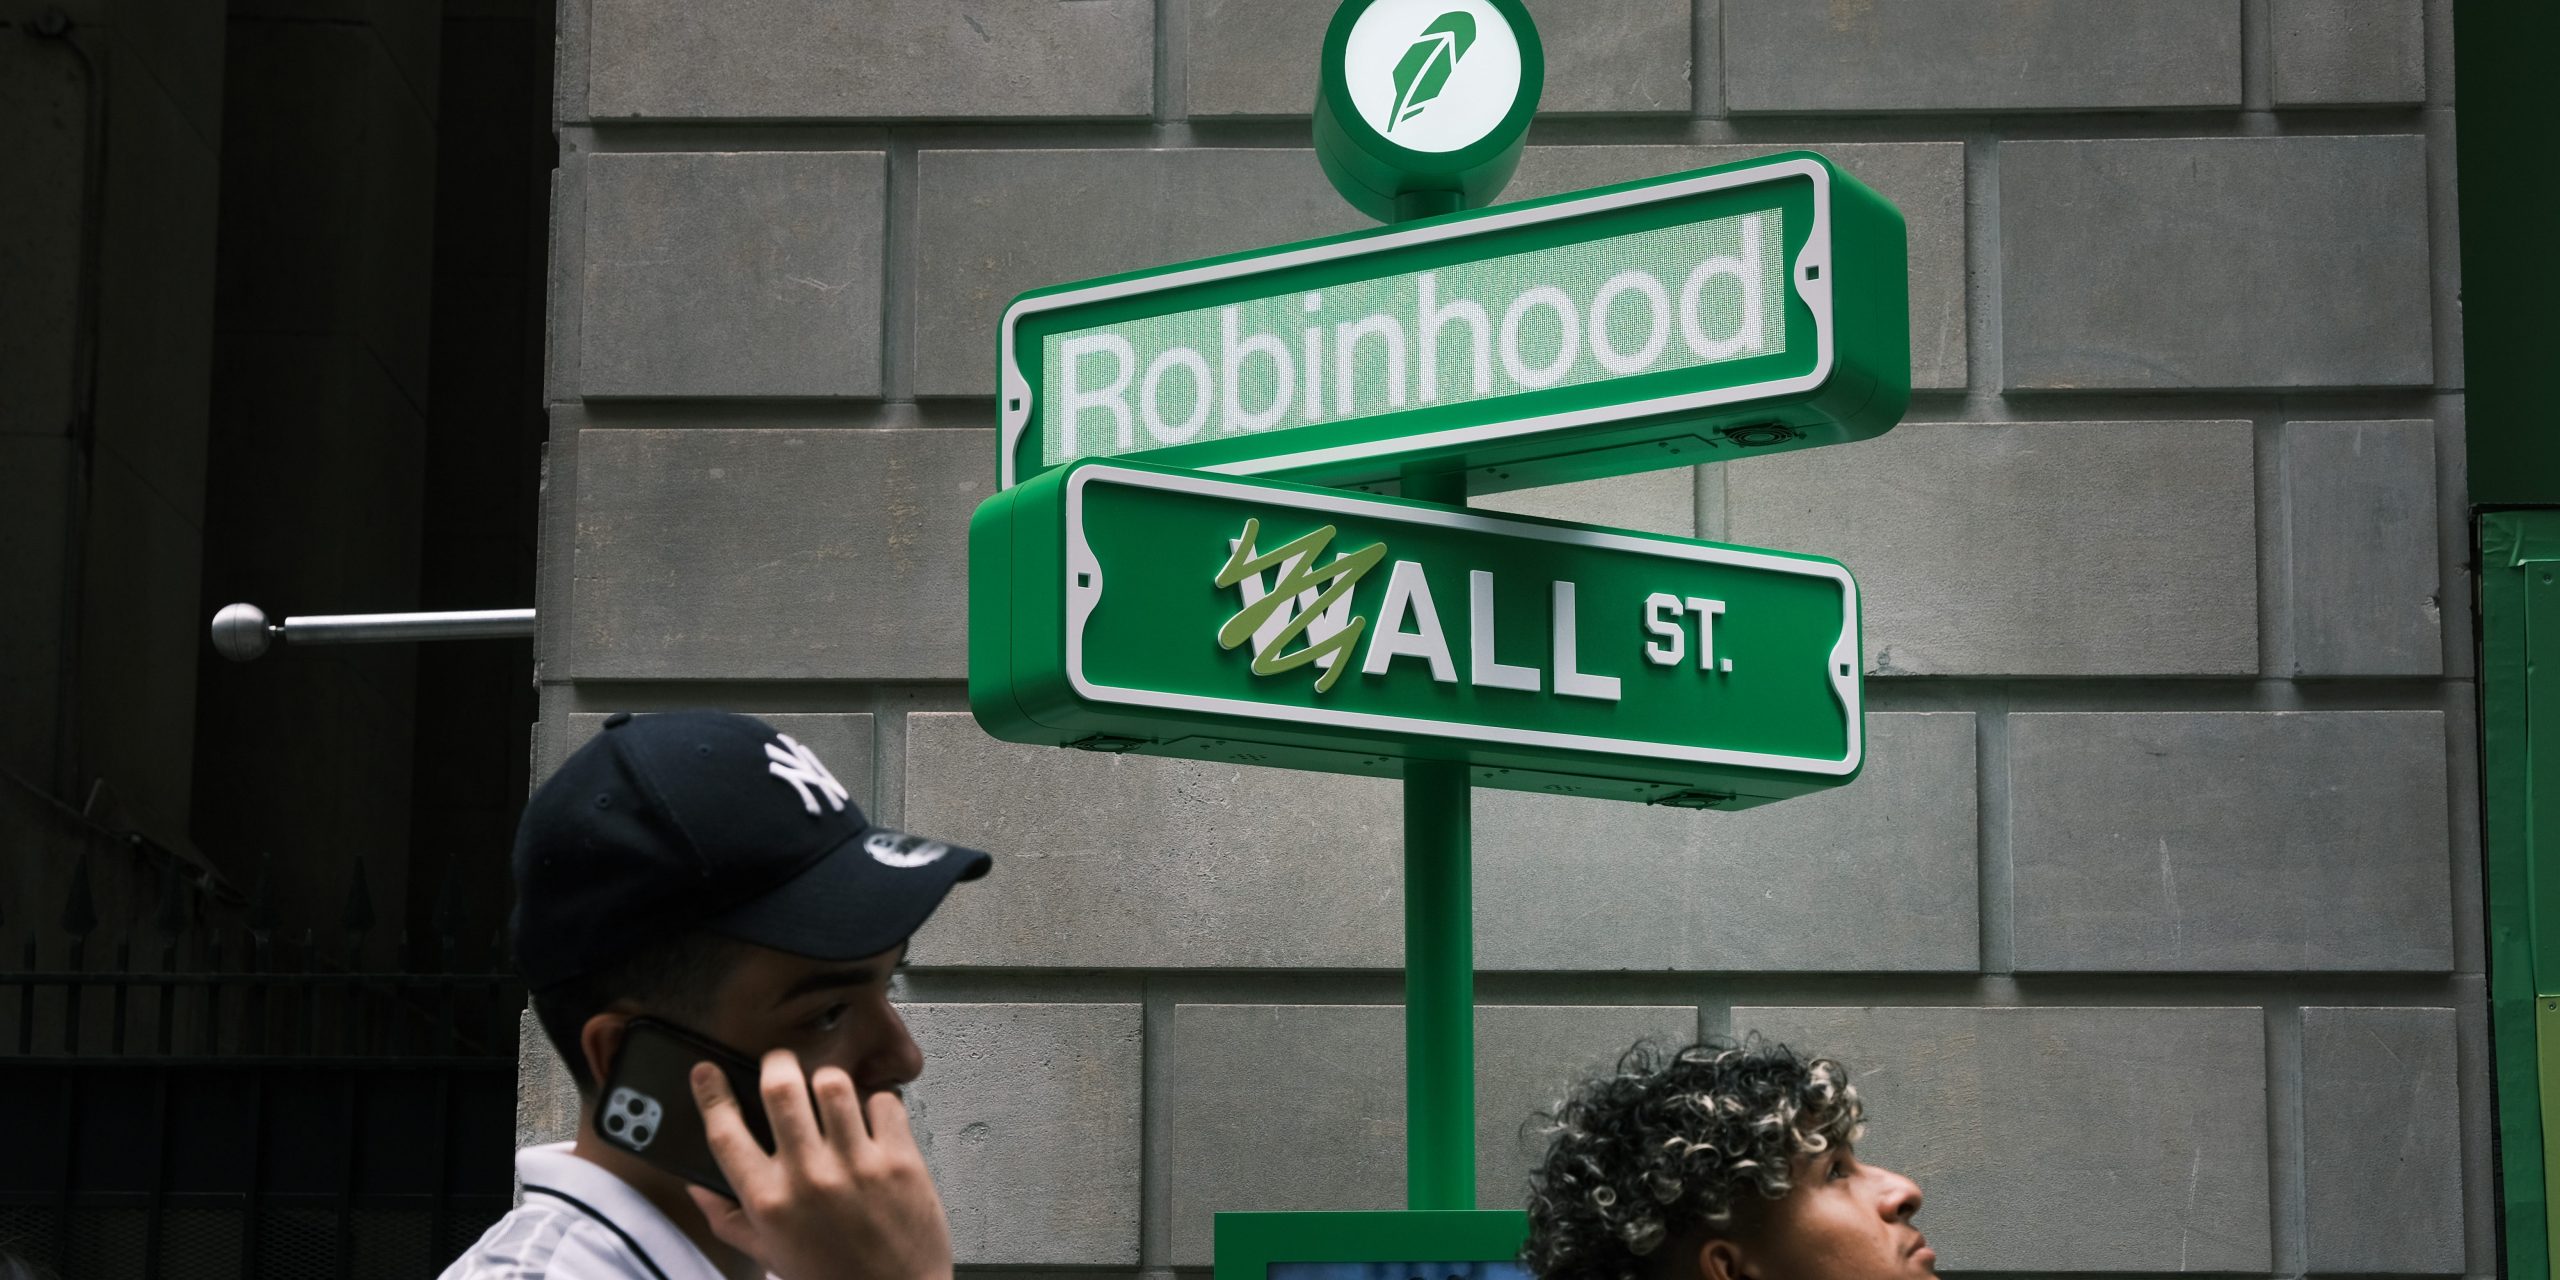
[
  {"x1": 995, "y1": 151, "x2": 1909, "y2": 495},
  {"x1": 969, "y1": 2, "x2": 1900, "y2": 1249},
  {"x1": 970, "y1": 458, "x2": 1864, "y2": 809}
]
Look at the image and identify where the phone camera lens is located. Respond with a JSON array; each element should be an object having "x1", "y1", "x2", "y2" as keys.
[
  {"x1": 627, "y1": 1097, "x2": 647, "y2": 1116},
  {"x1": 631, "y1": 1126, "x2": 651, "y2": 1145},
  {"x1": 606, "y1": 1114, "x2": 625, "y2": 1133}
]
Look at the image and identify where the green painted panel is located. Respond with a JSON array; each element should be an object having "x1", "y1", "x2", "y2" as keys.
[
  {"x1": 2543, "y1": 996, "x2": 2560, "y2": 1271},
  {"x1": 969, "y1": 457, "x2": 1862, "y2": 808},
  {"x1": 1213, "y1": 1210, "x2": 1530, "y2": 1280},
  {"x1": 2536, "y1": 563, "x2": 2560, "y2": 991},
  {"x1": 995, "y1": 151, "x2": 1909, "y2": 495},
  {"x1": 2482, "y1": 511, "x2": 2559, "y2": 1278}
]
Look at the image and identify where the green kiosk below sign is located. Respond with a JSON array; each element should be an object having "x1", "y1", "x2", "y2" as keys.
[
  {"x1": 1215, "y1": 1211, "x2": 1532, "y2": 1280},
  {"x1": 970, "y1": 458, "x2": 1863, "y2": 809},
  {"x1": 997, "y1": 151, "x2": 1908, "y2": 496}
]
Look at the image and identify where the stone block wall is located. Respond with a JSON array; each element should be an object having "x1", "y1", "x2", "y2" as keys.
[{"x1": 527, "y1": 1, "x2": 2482, "y2": 1273}]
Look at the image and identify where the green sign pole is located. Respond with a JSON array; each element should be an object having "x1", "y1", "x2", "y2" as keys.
[
  {"x1": 1366, "y1": 33, "x2": 1520, "y2": 1206},
  {"x1": 1402, "y1": 462, "x2": 1474, "y2": 1212},
  {"x1": 1361, "y1": 13, "x2": 1527, "y2": 1210},
  {"x1": 1347, "y1": 0, "x2": 1543, "y2": 1212}
]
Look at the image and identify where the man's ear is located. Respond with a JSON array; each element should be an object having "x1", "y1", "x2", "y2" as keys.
[
  {"x1": 1697, "y1": 1237, "x2": 1755, "y2": 1280},
  {"x1": 579, "y1": 1011, "x2": 633, "y2": 1092}
]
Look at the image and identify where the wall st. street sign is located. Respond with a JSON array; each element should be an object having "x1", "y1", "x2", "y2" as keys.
[
  {"x1": 995, "y1": 152, "x2": 1909, "y2": 496},
  {"x1": 970, "y1": 459, "x2": 1864, "y2": 808}
]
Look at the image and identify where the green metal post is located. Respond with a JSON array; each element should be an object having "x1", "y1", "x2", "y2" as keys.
[
  {"x1": 1393, "y1": 190, "x2": 1465, "y2": 223},
  {"x1": 1396, "y1": 183, "x2": 1473, "y2": 1212},
  {"x1": 1400, "y1": 466, "x2": 1474, "y2": 1212},
  {"x1": 1391, "y1": 183, "x2": 1474, "y2": 1214}
]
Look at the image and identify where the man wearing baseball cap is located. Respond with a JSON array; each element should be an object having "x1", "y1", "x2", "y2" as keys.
[{"x1": 442, "y1": 710, "x2": 991, "y2": 1280}]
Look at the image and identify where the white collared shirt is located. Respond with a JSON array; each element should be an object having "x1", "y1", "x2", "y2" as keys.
[{"x1": 439, "y1": 1143, "x2": 768, "y2": 1280}]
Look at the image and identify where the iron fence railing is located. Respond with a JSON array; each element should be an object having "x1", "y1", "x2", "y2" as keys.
[{"x1": 2, "y1": 852, "x2": 526, "y2": 1278}]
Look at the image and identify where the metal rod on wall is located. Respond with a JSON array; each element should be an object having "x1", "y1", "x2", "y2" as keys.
[{"x1": 209, "y1": 603, "x2": 535, "y2": 662}]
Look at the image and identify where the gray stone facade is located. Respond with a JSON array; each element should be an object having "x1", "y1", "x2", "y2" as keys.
[{"x1": 528, "y1": 1, "x2": 2483, "y2": 1273}]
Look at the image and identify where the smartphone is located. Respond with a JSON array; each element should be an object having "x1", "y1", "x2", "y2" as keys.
[{"x1": 596, "y1": 1016, "x2": 773, "y2": 1200}]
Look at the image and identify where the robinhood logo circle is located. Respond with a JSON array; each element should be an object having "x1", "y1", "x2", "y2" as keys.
[
  {"x1": 1312, "y1": 0, "x2": 1542, "y2": 220},
  {"x1": 1345, "y1": 0, "x2": 1524, "y2": 153}
]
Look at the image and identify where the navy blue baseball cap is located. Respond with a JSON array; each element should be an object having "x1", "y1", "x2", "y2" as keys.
[{"x1": 511, "y1": 711, "x2": 990, "y2": 991}]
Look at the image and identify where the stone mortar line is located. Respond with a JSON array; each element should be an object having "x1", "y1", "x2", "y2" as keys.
[
  {"x1": 1698, "y1": 992, "x2": 1732, "y2": 1043},
  {"x1": 560, "y1": 681, "x2": 964, "y2": 715},
  {"x1": 549, "y1": 387, "x2": 2449, "y2": 433},
  {"x1": 557, "y1": 113, "x2": 2433, "y2": 154},
  {"x1": 1139, "y1": 979, "x2": 1175, "y2": 1268},
  {"x1": 882, "y1": 132, "x2": 921, "y2": 404},
  {"x1": 2452, "y1": 976, "x2": 2497, "y2": 1273},
  {"x1": 1692, "y1": 460, "x2": 1726, "y2": 543},
  {"x1": 1964, "y1": 132, "x2": 1999, "y2": 398},
  {"x1": 2443, "y1": 686, "x2": 2486, "y2": 979},
  {"x1": 2434, "y1": 394, "x2": 2474, "y2": 682},
  {"x1": 530, "y1": 421, "x2": 586, "y2": 761},
  {"x1": 1155, "y1": 0, "x2": 1181, "y2": 125},
  {"x1": 562, "y1": 399, "x2": 992, "y2": 429},
  {"x1": 1904, "y1": 387, "x2": 2444, "y2": 426},
  {"x1": 2261, "y1": 411, "x2": 2297, "y2": 680},
  {"x1": 2266, "y1": 1003, "x2": 2307, "y2": 1277},
  {"x1": 1864, "y1": 678, "x2": 2458, "y2": 714},
  {"x1": 874, "y1": 702, "x2": 907, "y2": 833},
  {"x1": 542, "y1": 137, "x2": 590, "y2": 408},
  {"x1": 2241, "y1": 0, "x2": 2277, "y2": 124},
  {"x1": 2425, "y1": 108, "x2": 2462, "y2": 392},
  {"x1": 2426, "y1": 0, "x2": 2457, "y2": 111},
  {"x1": 559, "y1": 678, "x2": 2455, "y2": 716},
  {"x1": 552, "y1": 398, "x2": 2453, "y2": 445},
  {"x1": 553, "y1": 0, "x2": 592, "y2": 126},
  {"x1": 1692, "y1": 0, "x2": 1722, "y2": 120},
  {"x1": 1978, "y1": 690, "x2": 2014, "y2": 975},
  {"x1": 898, "y1": 969, "x2": 2479, "y2": 1010}
]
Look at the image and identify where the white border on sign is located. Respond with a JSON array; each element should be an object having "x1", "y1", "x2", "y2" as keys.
[
  {"x1": 998, "y1": 158, "x2": 1838, "y2": 490},
  {"x1": 1058, "y1": 463, "x2": 1863, "y2": 776}
]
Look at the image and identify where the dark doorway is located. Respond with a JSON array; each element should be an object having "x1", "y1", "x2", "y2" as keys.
[{"x1": 3, "y1": 1, "x2": 554, "y2": 1274}]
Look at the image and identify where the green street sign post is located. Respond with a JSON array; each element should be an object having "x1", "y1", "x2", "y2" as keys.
[
  {"x1": 995, "y1": 150, "x2": 1911, "y2": 496},
  {"x1": 969, "y1": 458, "x2": 1865, "y2": 808},
  {"x1": 966, "y1": 0, "x2": 1905, "y2": 1250}
]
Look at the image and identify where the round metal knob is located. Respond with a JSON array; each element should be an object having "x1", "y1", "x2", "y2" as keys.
[{"x1": 210, "y1": 603, "x2": 273, "y2": 662}]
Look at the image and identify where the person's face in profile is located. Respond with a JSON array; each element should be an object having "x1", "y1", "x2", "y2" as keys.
[
  {"x1": 1705, "y1": 1144, "x2": 1931, "y2": 1280},
  {"x1": 698, "y1": 941, "x2": 922, "y2": 1097}
]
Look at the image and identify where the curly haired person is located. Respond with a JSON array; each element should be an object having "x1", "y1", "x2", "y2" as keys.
[{"x1": 1522, "y1": 1039, "x2": 1935, "y2": 1280}]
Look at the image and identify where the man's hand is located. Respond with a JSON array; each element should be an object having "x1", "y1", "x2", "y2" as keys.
[{"x1": 688, "y1": 1050, "x2": 955, "y2": 1280}]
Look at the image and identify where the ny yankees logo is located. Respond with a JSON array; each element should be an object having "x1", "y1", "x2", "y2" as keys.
[{"x1": 765, "y1": 734, "x2": 849, "y2": 816}]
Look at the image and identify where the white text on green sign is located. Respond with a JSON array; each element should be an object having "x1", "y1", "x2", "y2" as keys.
[
  {"x1": 996, "y1": 153, "x2": 1910, "y2": 495},
  {"x1": 1042, "y1": 209, "x2": 1784, "y2": 466},
  {"x1": 967, "y1": 460, "x2": 1864, "y2": 807}
]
